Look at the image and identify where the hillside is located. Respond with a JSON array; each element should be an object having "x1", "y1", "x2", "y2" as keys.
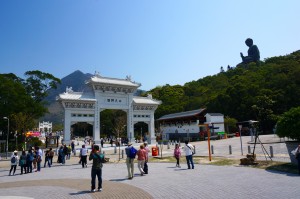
[
  {"x1": 149, "y1": 50, "x2": 300, "y2": 133},
  {"x1": 41, "y1": 70, "x2": 93, "y2": 123}
]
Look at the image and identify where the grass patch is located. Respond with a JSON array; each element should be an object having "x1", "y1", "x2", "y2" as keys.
[{"x1": 149, "y1": 156, "x2": 299, "y2": 174}]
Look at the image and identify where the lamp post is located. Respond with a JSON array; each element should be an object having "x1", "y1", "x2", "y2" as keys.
[{"x1": 3, "y1": 117, "x2": 9, "y2": 159}]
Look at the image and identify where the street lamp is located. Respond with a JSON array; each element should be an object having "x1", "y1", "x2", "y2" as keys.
[{"x1": 3, "y1": 117, "x2": 9, "y2": 159}]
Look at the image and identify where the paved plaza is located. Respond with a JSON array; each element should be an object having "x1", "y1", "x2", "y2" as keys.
[{"x1": 0, "y1": 135, "x2": 299, "y2": 198}]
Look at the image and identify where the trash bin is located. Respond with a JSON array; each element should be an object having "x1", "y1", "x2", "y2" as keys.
[{"x1": 152, "y1": 147, "x2": 158, "y2": 156}]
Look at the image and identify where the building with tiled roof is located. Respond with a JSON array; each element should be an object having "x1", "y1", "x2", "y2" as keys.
[{"x1": 157, "y1": 109, "x2": 224, "y2": 141}]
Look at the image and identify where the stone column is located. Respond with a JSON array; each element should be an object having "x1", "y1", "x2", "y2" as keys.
[
  {"x1": 127, "y1": 106, "x2": 134, "y2": 143},
  {"x1": 149, "y1": 112, "x2": 156, "y2": 144},
  {"x1": 63, "y1": 110, "x2": 71, "y2": 145},
  {"x1": 93, "y1": 99, "x2": 101, "y2": 144}
]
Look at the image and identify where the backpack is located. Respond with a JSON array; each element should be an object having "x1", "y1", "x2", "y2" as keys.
[
  {"x1": 11, "y1": 156, "x2": 16, "y2": 164},
  {"x1": 36, "y1": 154, "x2": 42, "y2": 163},
  {"x1": 129, "y1": 147, "x2": 137, "y2": 158}
]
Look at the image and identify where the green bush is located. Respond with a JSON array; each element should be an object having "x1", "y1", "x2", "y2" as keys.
[
  {"x1": 276, "y1": 107, "x2": 300, "y2": 141},
  {"x1": 26, "y1": 137, "x2": 43, "y2": 148}
]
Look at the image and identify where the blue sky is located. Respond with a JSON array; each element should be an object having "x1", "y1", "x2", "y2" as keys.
[{"x1": 1, "y1": 0, "x2": 300, "y2": 91}]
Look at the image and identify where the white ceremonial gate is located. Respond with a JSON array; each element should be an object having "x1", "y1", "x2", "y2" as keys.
[{"x1": 57, "y1": 73, "x2": 161, "y2": 145}]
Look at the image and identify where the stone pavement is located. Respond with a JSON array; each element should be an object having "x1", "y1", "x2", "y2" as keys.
[
  {"x1": 0, "y1": 160, "x2": 299, "y2": 198},
  {"x1": 0, "y1": 135, "x2": 299, "y2": 198}
]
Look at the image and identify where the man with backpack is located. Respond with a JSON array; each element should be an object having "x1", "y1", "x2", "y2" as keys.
[
  {"x1": 9, "y1": 150, "x2": 18, "y2": 176},
  {"x1": 125, "y1": 142, "x2": 137, "y2": 179}
]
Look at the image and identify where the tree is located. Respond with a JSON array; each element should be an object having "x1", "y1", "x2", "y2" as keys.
[
  {"x1": 24, "y1": 70, "x2": 61, "y2": 102},
  {"x1": 276, "y1": 106, "x2": 300, "y2": 141}
]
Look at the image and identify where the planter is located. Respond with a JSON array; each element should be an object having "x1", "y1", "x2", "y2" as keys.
[{"x1": 285, "y1": 141, "x2": 300, "y2": 165}]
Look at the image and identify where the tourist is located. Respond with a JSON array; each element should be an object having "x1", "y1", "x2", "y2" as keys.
[
  {"x1": 44, "y1": 149, "x2": 51, "y2": 168},
  {"x1": 67, "y1": 144, "x2": 72, "y2": 160},
  {"x1": 26, "y1": 149, "x2": 34, "y2": 173},
  {"x1": 36, "y1": 148, "x2": 42, "y2": 172},
  {"x1": 143, "y1": 142, "x2": 150, "y2": 174},
  {"x1": 125, "y1": 142, "x2": 136, "y2": 179},
  {"x1": 19, "y1": 150, "x2": 27, "y2": 174},
  {"x1": 48, "y1": 148, "x2": 54, "y2": 165},
  {"x1": 63, "y1": 144, "x2": 68, "y2": 163},
  {"x1": 9, "y1": 150, "x2": 18, "y2": 176},
  {"x1": 89, "y1": 145, "x2": 105, "y2": 192},
  {"x1": 80, "y1": 144, "x2": 88, "y2": 168},
  {"x1": 184, "y1": 140, "x2": 194, "y2": 169},
  {"x1": 174, "y1": 143, "x2": 181, "y2": 168},
  {"x1": 71, "y1": 141, "x2": 75, "y2": 156},
  {"x1": 100, "y1": 138, "x2": 104, "y2": 148},
  {"x1": 32, "y1": 147, "x2": 37, "y2": 171},
  {"x1": 136, "y1": 144, "x2": 147, "y2": 176},
  {"x1": 58, "y1": 146, "x2": 64, "y2": 164}
]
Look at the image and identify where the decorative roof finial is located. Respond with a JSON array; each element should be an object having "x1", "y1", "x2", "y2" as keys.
[
  {"x1": 66, "y1": 86, "x2": 73, "y2": 93},
  {"x1": 126, "y1": 75, "x2": 132, "y2": 81},
  {"x1": 94, "y1": 71, "x2": 101, "y2": 77}
]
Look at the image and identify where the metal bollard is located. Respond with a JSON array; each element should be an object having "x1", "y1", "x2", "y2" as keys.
[
  {"x1": 122, "y1": 149, "x2": 124, "y2": 159},
  {"x1": 248, "y1": 145, "x2": 251, "y2": 154},
  {"x1": 229, "y1": 145, "x2": 232, "y2": 155},
  {"x1": 114, "y1": 146, "x2": 117, "y2": 154},
  {"x1": 211, "y1": 145, "x2": 214, "y2": 154},
  {"x1": 270, "y1": 146, "x2": 274, "y2": 158}
]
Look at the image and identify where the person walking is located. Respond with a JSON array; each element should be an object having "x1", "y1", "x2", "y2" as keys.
[
  {"x1": 174, "y1": 143, "x2": 181, "y2": 168},
  {"x1": 19, "y1": 150, "x2": 27, "y2": 174},
  {"x1": 9, "y1": 150, "x2": 18, "y2": 176},
  {"x1": 80, "y1": 144, "x2": 88, "y2": 168},
  {"x1": 143, "y1": 142, "x2": 150, "y2": 174},
  {"x1": 89, "y1": 145, "x2": 105, "y2": 192},
  {"x1": 125, "y1": 142, "x2": 136, "y2": 179},
  {"x1": 184, "y1": 140, "x2": 194, "y2": 169},
  {"x1": 136, "y1": 144, "x2": 147, "y2": 176}
]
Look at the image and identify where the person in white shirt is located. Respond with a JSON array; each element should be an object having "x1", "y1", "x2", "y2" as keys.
[
  {"x1": 9, "y1": 150, "x2": 19, "y2": 176},
  {"x1": 184, "y1": 141, "x2": 194, "y2": 169},
  {"x1": 80, "y1": 145, "x2": 88, "y2": 168}
]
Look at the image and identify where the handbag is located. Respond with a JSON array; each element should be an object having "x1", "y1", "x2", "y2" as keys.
[{"x1": 187, "y1": 145, "x2": 195, "y2": 155}]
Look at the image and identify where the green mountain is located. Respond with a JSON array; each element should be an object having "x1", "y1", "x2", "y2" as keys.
[
  {"x1": 41, "y1": 70, "x2": 93, "y2": 124},
  {"x1": 149, "y1": 50, "x2": 300, "y2": 133}
]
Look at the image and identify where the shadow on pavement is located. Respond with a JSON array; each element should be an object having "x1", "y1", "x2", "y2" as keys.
[
  {"x1": 109, "y1": 178, "x2": 128, "y2": 182},
  {"x1": 69, "y1": 190, "x2": 91, "y2": 196}
]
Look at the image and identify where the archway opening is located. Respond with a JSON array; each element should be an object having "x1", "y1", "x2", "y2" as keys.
[
  {"x1": 134, "y1": 122, "x2": 149, "y2": 143},
  {"x1": 71, "y1": 122, "x2": 93, "y2": 139},
  {"x1": 100, "y1": 109, "x2": 128, "y2": 145}
]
